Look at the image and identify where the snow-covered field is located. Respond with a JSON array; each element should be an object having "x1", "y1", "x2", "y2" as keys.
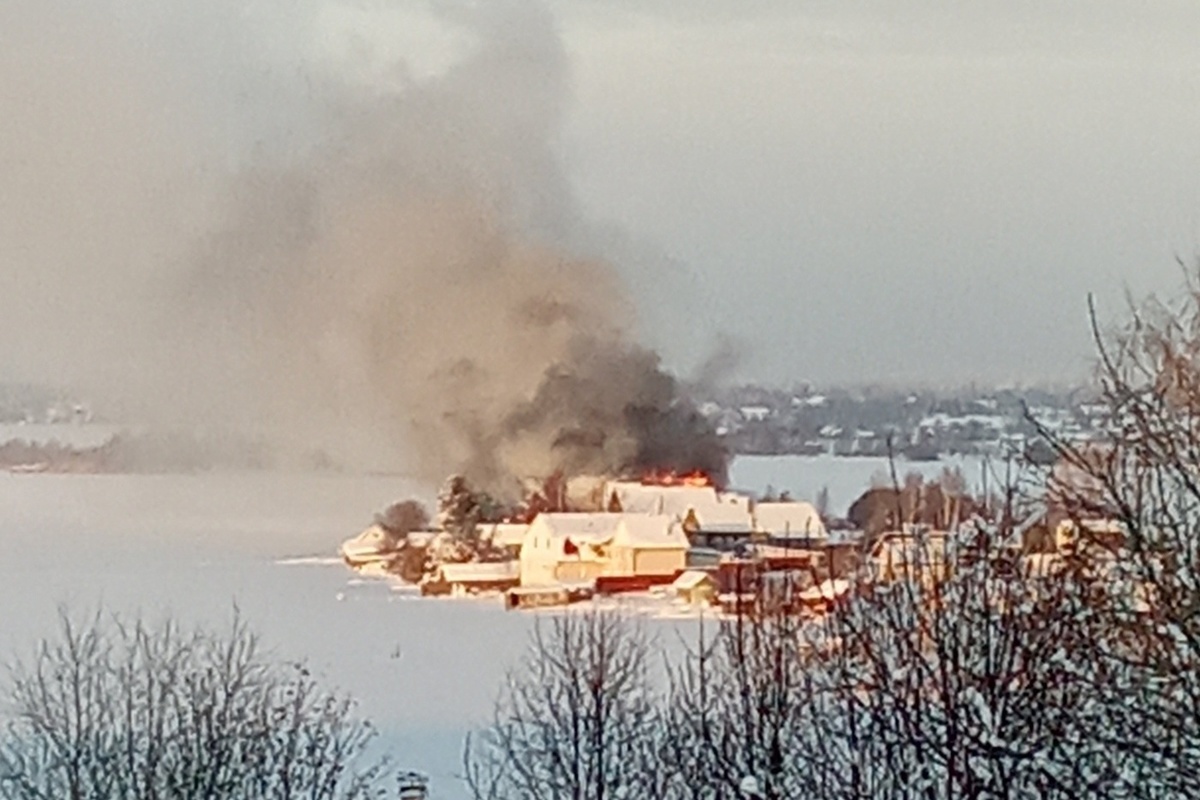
[{"x1": 0, "y1": 455, "x2": 978, "y2": 797}]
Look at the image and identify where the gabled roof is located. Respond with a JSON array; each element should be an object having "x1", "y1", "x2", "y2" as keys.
[
  {"x1": 529, "y1": 513, "x2": 624, "y2": 545},
  {"x1": 754, "y1": 501, "x2": 827, "y2": 539},
  {"x1": 340, "y1": 524, "x2": 398, "y2": 559},
  {"x1": 526, "y1": 512, "x2": 688, "y2": 552},
  {"x1": 606, "y1": 481, "x2": 718, "y2": 516},
  {"x1": 605, "y1": 481, "x2": 755, "y2": 532},
  {"x1": 695, "y1": 493, "x2": 755, "y2": 532}
]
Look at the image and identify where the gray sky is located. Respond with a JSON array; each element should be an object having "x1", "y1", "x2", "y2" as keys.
[
  {"x1": 553, "y1": 1, "x2": 1200, "y2": 384},
  {"x1": 4, "y1": 0, "x2": 1200, "y2": 395}
]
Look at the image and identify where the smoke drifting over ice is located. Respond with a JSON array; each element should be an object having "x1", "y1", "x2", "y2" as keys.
[{"x1": 0, "y1": 1, "x2": 726, "y2": 494}]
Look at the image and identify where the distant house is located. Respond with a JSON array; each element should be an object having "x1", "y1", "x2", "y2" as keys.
[
  {"x1": 611, "y1": 514, "x2": 692, "y2": 576},
  {"x1": 754, "y1": 501, "x2": 827, "y2": 541},
  {"x1": 605, "y1": 481, "x2": 718, "y2": 517},
  {"x1": 421, "y1": 561, "x2": 520, "y2": 596},
  {"x1": 672, "y1": 570, "x2": 718, "y2": 607},
  {"x1": 519, "y1": 513, "x2": 688, "y2": 588},
  {"x1": 870, "y1": 529, "x2": 951, "y2": 584},
  {"x1": 340, "y1": 524, "x2": 400, "y2": 567},
  {"x1": 739, "y1": 405, "x2": 772, "y2": 422},
  {"x1": 605, "y1": 481, "x2": 755, "y2": 550},
  {"x1": 520, "y1": 514, "x2": 615, "y2": 587}
]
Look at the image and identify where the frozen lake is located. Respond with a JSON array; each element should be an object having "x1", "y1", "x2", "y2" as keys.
[
  {"x1": 0, "y1": 454, "x2": 980, "y2": 796},
  {"x1": 0, "y1": 471, "x2": 516, "y2": 795},
  {"x1": 730, "y1": 452, "x2": 992, "y2": 517}
]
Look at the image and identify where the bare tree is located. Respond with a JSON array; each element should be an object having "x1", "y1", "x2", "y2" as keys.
[
  {"x1": 1032, "y1": 278, "x2": 1200, "y2": 796},
  {"x1": 661, "y1": 593, "x2": 828, "y2": 800},
  {"x1": 464, "y1": 611, "x2": 663, "y2": 800},
  {"x1": 0, "y1": 610, "x2": 412, "y2": 800},
  {"x1": 821, "y1": 524, "x2": 1132, "y2": 799}
]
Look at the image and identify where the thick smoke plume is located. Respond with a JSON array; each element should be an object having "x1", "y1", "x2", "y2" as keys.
[{"x1": 0, "y1": 1, "x2": 727, "y2": 495}]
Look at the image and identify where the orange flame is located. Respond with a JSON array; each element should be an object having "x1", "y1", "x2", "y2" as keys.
[{"x1": 639, "y1": 469, "x2": 714, "y2": 488}]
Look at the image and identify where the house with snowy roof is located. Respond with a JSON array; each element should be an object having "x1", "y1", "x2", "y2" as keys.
[
  {"x1": 605, "y1": 481, "x2": 719, "y2": 517},
  {"x1": 519, "y1": 513, "x2": 689, "y2": 588},
  {"x1": 754, "y1": 501, "x2": 827, "y2": 541},
  {"x1": 604, "y1": 481, "x2": 755, "y2": 550},
  {"x1": 671, "y1": 570, "x2": 718, "y2": 607}
]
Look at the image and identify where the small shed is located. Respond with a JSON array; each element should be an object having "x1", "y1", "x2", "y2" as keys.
[
  {"x1": 504, "y1": 584, "x2": 594, "y2": 610},
  {"x1": 672, "y1": 570, "x2": 718, "y2": 607}
]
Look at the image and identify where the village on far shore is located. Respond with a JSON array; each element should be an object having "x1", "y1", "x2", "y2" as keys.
[{"x1": 338, "y1": 462, "x2": 1112, "y2": 618}]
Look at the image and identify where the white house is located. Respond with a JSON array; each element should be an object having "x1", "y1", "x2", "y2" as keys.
[
  {"x1": 754, "y1": 501, "x2": 827, "y2": 540},
  {"x1": 519, "y1": 513, "x2": 688, "y2": 588}
]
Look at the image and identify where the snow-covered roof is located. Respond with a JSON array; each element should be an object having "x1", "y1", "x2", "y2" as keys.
[
  {"x1": 613, "y1": 515, "x2": 688, "y2": 550},
  {"x1": 340, "y1": 524, "x2": 398, "y2": 559},
  {"x1": 607, "y1": 482, "x2": 718, "y2": 516},
  {"x1": 605, "y1": 482, "x2": 754, "y2": 532},
  {"x1": 529, "y1": 513, "x2": 624, "y2": 545},
  {"x1": 754, "y1": 501, "x2": 827, "y2": 539},
  {"x1": 704, "y1": 493, "x2": 754, "y2": 529},
  {"x1": 672, "y1": 570, "x2": 715, "y2": 591},
  {"x1": 527, "y1": 512, "x2": 687, "y2": 553},
  {"x1": 437, "y1": 561, "x2": 520, "y2": 583}
]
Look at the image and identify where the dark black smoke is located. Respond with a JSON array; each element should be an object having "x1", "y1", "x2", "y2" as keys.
[{"x1": 495, "y1": 336, "x2": 729, "y2": 491}]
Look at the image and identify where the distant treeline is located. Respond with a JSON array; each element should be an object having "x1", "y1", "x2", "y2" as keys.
[{"x1": 0, "y1": 431, "x2": 337, "y2": 474}]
